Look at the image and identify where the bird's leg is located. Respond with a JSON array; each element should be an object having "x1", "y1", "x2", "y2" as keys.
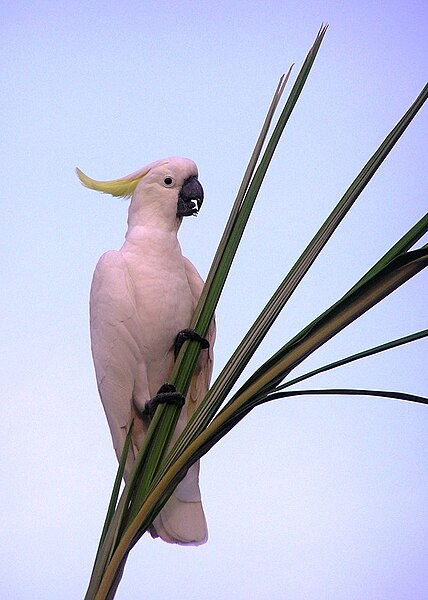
[
  {"x1": 174, "y1": 328, "x2": 209, "y2": 359},
  {"x1": 138, "y1": 383, "x2": 185, "y2": 420}
]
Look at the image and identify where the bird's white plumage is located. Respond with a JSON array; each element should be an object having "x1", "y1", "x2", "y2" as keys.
[{"x1": 86, "y1": 157, "x2": 214, "y2": 545}]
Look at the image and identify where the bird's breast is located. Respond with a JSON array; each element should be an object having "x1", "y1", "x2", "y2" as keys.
[{"x1": 121, "y1": 236, "x2": 195, "y2": 359}]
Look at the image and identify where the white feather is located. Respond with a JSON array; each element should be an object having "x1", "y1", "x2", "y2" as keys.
[{"x1": 89, "y1": 157, "x2": 214, "y2": 545}]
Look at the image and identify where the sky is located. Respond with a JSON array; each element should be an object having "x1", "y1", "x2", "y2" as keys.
[{"x1": 1, "y1": 1, "x2": 427, "y2": 599}]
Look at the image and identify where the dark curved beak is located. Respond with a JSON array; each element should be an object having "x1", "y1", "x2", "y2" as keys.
[{"x1": 177, "y1": 176, "x2": 204, "y2": 217}]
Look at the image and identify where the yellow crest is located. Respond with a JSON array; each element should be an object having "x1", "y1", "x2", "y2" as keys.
[{"x1": 75, "y1": 167, "x2": 147, "y2": 198}]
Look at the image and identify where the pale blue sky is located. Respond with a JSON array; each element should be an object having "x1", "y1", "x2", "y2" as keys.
[{"x1": 1, "y1": 1, "x2": 427, "y2": 599}]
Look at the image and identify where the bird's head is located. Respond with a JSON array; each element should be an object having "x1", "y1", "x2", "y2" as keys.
[{"x1": 76, "y1": 156, "x2": 204, "y2": 230}]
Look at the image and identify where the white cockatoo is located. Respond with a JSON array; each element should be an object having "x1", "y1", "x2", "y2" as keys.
[{"x1": 77, "y1": 157, "x2": 214, "y2": 545}]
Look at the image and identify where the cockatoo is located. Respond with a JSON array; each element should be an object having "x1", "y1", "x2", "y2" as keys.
[{"x1": 77, "y1": 157, "x2": 214, "y2": 545}]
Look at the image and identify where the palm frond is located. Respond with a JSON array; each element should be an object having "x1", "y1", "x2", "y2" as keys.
[
  {"x1": 85, "y1": 27, "x2": 428, "y2": 599},
  {"x1": 282, "y1": 328, "x2": 428, "y2": 389}
]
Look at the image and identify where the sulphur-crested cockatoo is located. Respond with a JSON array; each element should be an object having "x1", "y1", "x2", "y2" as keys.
[{"x1": 77, "y1": 157, "x2": 214, "y2": 545}]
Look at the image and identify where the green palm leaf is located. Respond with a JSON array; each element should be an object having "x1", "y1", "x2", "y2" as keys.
[
  {"x1": 282, "y1": 328, "x2": 428, "y2": 389},
  {"x1": 85, "y1": 26, "x2": 427, "y2": 599}
]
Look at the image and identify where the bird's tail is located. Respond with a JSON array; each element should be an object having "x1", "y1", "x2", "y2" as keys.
[
  {"x1": 150, "y1": 461, "x2": 208, "y2": 545},
  {"x1": 123, "y1": 432, "x2": 208, "y2": 546}
]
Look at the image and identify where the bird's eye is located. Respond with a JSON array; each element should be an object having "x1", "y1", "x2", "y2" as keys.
[{"x1": 163, "y1": 176, "x2": 174, "y2": 187}]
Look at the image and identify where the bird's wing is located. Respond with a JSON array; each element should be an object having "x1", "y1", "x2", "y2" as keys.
[
  {"x1": 90, "y1": 250, "x2": 139, "y2": 462},
  {"x1": 151, "y1": 257, "x2": 215, "y2": 545},
  {"x1": 182, "y1": 256, "x2": 215, "y2": 417}
]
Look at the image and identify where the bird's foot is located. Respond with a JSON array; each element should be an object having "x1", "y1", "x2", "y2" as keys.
[
  {"x1": 174, "y1": 328, "x2": 209, "y2": 359},
  {"x1": 141, "y1": 384, "x2": 185, "y2": 420}
]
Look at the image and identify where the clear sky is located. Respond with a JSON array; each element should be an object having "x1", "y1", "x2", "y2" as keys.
[{"x1": 1, "y1": 1, "x2": 427, "y2": 599}]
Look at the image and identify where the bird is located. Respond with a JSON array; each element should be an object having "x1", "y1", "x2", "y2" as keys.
[{"x1": 77, "y1": 157, "x2": 215, "y2": 545}]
